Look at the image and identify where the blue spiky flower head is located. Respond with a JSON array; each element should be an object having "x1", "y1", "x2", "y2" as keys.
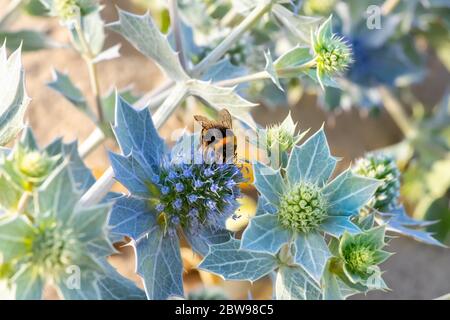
[
  {"x1": 108, "y1": 96, "x2": 243, "y2": 299},
  {"x1": 241, "y1": 127, "x2": 380, "y2": 284}
]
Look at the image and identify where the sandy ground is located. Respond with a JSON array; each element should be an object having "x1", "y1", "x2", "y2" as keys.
[{"x1": 2, "y1": 0, "x2": 450, "y2": 299}]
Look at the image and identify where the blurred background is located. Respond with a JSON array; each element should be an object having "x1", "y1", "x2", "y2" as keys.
[{"x1": 1, "y1": 0, "x2": 449, "y2": 299}]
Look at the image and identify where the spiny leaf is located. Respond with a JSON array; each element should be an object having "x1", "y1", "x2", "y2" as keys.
[
  {"x1": 199, "y1": 239, "x2": 277, "y2": 282},
  {"x1": 136, "y1": 227, "x2": 184, "y2": 300},
  {"x1": 323, "y1": 170, "x2": 381, "y2": 216},
  {"x1": 0, "y1": 45, "x2": 30, "y2": 146},
  {"x1": 241, "y1": 213, "x2": 291, "y2": 255},
  {"x1": 275, "y1": 265, "x2": 322, "y2": 300},
  {"x1": 286, "y1": 127, "x2": 337, "y2": 187},
  {"x1": 47, "y1": 70, "x2": 95, "y2": 121},
  {"x1": 294, "y1": 231, "x2": 331, "y2": 283},
  {"x1": 108, "y1": 9, "x2": 189, "y2": 82}
]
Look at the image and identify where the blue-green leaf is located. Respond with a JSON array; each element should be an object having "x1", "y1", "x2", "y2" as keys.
[
  {"x1": 322, "y1": 170, "x2": 380, "y2": 216},
  {"x1": 253, "y1": 162, "x2": 286, "y2": 207},
  {"x1": 183, "y1": 227, "x2": 231, "y2": 257},
  {"x1": 38, "y1": 165, "x2": 81, "y2": 223},
  {"x1": 108, "y1": 9, "x2": 188, "y2": 82},
  {"x1": 199, "y1": 239, "x2": 277, "y2": 282},
  {"x1": 319, "y1": 216, "x2": 361, "y2": 238},
  {"x1": 201, "y1": 58, "x2": 247, "y2": 83},
  {"x1": 113, "y1": 95, "x2": 166, "y2": 168},
  {"x1": 14, "y1": 267, "x2": 44, "y2": 300},
  {"x1": 264, "y1": 51, "x2": 283, "y2": 91},
  {"x1": 136, "y1": 227, "x2": 184, "y2": 300},
  {"x1": 109, "y1": 152, "x2": 155, "y2": 197},
  {"x1": 294, "y1": 231, "x2": 331, "y2": 283},
  {"x1": 241, "y1": 214, "x2": 290, "y2": 255},
  {"x1": 109, "y1": 196, "x2": 155, "y2": 240},
  {"x1": 47, "y1": 70, "x2": 95, "y2": 121},
  {"x1": 97, "y1": 262, "x2": 146, "y2": 300},
  {"x1": 0, "y1": 45, "x2": 30, "y2": 146},
  {"x1": 286, "y1": 128, "x2": 337, "y2": 187},
  {"x1": 0, "y1": 216, "x2": 34, "y2": 261},
  {"x1": 275, "y1": 266, "x2": 322, "y2": 300},
  {"x1": 322, "y1": 268, "x2": 343, "y2": 300}
]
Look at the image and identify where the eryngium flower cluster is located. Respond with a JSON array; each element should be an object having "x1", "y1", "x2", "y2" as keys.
[
  {"x1": 353, "y1": 153, "x2": 400, "y2": 211},
  {"x1": 151, "y1": 161, "x2": 243, "y2": 235}
]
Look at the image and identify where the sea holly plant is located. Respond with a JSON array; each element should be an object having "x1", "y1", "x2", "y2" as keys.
[
  {"x1": 108, "y1": 96, "x2": 244, "y2": 299},
  {"x1": 352, "y1": 153, "x2": 443, "y2": 247},
  {"x1": 0, "y1": 164, "x2": 145, "y2": 300},
  {"x1": 200, "y1": 127, "x2": 390, "y2": 299}
]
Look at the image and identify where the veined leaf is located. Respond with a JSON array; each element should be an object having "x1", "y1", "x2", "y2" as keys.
[
  {"x1": 294, "y1": 231, "x2": 331, "y2": 283},
  {"x1": 319, "y1": 216, "x2": 361, "y2": 238},
  {"x1": 286, "y1": 128, "x2": 337, "y2": 187},
  {"x1": 109, "y1": 196, "x2": 155, "y2": 240},
  {"x1": 97, "y1": 262, "x2": 146, "y2": 300},
  {"x1": 199, "y1": 239, "x2": 277, "y2": 282},
  {"x1": 241, "y1": 214, "x2": 290, "y2": 255},
  {"x1": 323, "y1": 170, "x2": 380, "y2": 216},
  {"x1": 109, "y1": 9, "x2": 189, "y2": 82},
  {"x1": 136, "y1": 227, "x2": 184, "y2": 300},
  {"x1": 272, "y1": 4, "x2": 322, "y2": 44},
  {"x1": 183, "y1": 227, "x2": 231, "y2": 257},
  {"x1": 253, "y1": 162, "x2": 286, "y2": 207},
  {"x1": 0, "y1": 45, "x2": 30, "y2": 146},
  {"x1": 275, "y1": 265, "x2": 322, "y2": 300}
]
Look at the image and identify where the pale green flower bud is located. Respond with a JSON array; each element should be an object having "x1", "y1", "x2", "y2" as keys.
[{"x1": 278, "y1": 182, "x2": 327, "y2": 233}]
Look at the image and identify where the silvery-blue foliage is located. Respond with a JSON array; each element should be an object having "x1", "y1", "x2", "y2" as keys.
[{"x1": 108, "y1": 95, "x2": 244, "y2": 299}]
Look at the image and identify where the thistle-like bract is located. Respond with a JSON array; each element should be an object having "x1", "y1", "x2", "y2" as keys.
[
  {"x1": 109, "y1": 96, "x2": 242, "y2": 299},
  {"x1": 353, "y1": 153, "x2": 401, "y2": 212},
  {"x1": 338, "y1": 226, "x2": 391, "y2": 286},
  {"x1": 235, "y1": 127, "x2": 380, "y2": 284},
  {"x1": 0, "y1": 166, "x2": 113, "y2": 300},
  {"x1": 312, "y1": 16, "x2": 352, "y2": 88}
]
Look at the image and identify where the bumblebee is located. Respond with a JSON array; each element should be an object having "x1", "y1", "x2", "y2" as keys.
[{"x1": 194, "y1": 109, "x2": 237, "y2": 164}]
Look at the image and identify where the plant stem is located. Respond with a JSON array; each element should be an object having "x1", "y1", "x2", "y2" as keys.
[
  {"x1": 78, "y1": 128, "x2": 105, "y2": 158},
  {"x1": 379, "y1": 86, "x2": 416, "y2": 139},
  {"x1": 17, "y1": 192, "x2": 31, "y2": 215},
  {"x1": 74, "y1": 21, "x2": 105, "y2": 123},
  {"x1": 168, "y1": 0, "x2": 187, "y2": 70},
  {"x1": 216, "y1": 71, "x2": 269, "y2": 87},
  {"x1": 191, "y1": 2, "x2": 272, "y2": 77}
]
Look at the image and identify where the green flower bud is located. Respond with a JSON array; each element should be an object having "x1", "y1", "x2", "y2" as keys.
[
  {"x1": 18, "y1": 151, "x2": 52, "y2": 179},
  {"x1": 312, "y1": 16, "x2": 353, "y2": 87},
  {"x1": 31, "y1": 219, "x2": 81, "y2": 278},
  {"x1": 314, "y1": 35, "x2": 352, "y2": 76},
  {"x1": 278, "y1": 182, "x2": 327, "y2": 233},
  {"x1": 338, "y1": 227, "x2": 392, "y2": 286},
  {"x1": 54, "y1": 0, "x2": 97, "y2": 21},
  {"x1": 342, "y1": 243, "x2": 375, "y2": 275},
  {"x1": 265, "y1": 113, "x2": 305, "y2": 154},
  {"x1": 353, "y1": 154, "x2": 401, "y2": 211}
]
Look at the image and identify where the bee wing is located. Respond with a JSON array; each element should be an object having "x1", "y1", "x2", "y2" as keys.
[
  {"x1": 218, "y1": 109, "x2": 233, "y2": 129},
  {"x1": 194, "y1": 115, "x2": 216, "y2": 129}
]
